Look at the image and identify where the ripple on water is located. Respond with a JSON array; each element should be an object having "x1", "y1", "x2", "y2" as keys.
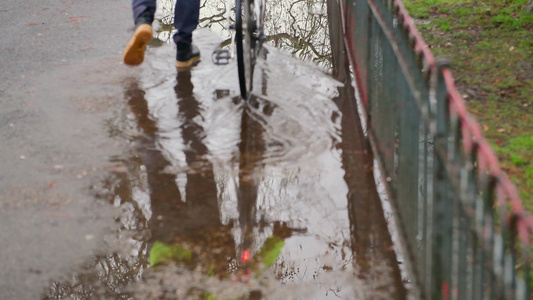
[{"x1": 46, "y1": 28, "x2": 405, "y2": 299}]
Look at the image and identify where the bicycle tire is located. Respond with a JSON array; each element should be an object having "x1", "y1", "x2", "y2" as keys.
[{"x1": 235, "y1": 0, "x2": 255, "y2": 99}]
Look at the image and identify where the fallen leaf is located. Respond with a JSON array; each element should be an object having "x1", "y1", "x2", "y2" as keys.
[{"x1": 106, "y1": 165, "x2": 127, "y2": 173}]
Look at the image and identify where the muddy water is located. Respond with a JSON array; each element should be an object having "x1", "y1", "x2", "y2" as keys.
[{"x1": 43, "y1": 1, "x2": 407, "y2": 299}]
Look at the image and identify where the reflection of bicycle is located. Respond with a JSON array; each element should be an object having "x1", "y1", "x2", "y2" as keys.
[{"x1": 235, "y1": 0, "x2": 266, "y2": 99}]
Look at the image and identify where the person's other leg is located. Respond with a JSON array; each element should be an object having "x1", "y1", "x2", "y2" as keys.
[
  {"x1": 132, "y1": 0, "x2": 156, "y2": 24},
  {"x1": 173, "y1": 0, "x2": 201, "y2": 68},
  {"x1": 123, "y1": 0, "x2": 156, "y2": 65},
  {"x1": 173, "y1": 0, "x2": 199, "y2": 45}
]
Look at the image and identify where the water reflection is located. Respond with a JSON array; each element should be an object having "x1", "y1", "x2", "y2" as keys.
[
  {"x1": 153, "y1": 0, "x2": 332, "y2": 69},
  {"x1": 45, "y1": 0, "x2": 406, "y2": 298}
]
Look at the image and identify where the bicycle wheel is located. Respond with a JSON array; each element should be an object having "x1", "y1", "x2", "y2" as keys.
[{"x1": 235, "y1": 0, "x2": 256, "y2": 99}]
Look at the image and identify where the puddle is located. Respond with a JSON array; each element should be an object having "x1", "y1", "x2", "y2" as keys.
[{"x1": 43, "y1": 1, "x2": 408, "y2": 299}]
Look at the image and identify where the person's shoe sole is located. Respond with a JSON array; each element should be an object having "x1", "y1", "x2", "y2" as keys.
[
  {"x1": 175, "y1": 55, "x2": 201, "y2": 69},
  {"x1": 123, "y1": 24, "x2": 152, "y2": 65}
]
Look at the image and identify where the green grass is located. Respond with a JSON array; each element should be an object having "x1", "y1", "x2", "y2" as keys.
[
  {"x1": 493, "y1": 136, "x2": 533, "y2": 209},
  {"x1": 405, "y1": 0, "x2": 533, "y2": 31},
  {"x1": 403, "y1": 0, "x2": 533, "y2": 210},
  {"x1": 403, "y1": 0, "x2": 476, "y2": 18}
]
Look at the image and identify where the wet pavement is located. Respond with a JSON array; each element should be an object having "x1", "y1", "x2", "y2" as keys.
[{"x1": 1, "y1": 0, "x2": 408, "y2": 299}]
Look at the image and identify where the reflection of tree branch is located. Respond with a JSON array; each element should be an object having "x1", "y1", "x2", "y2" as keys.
[
  {"x1": 218, "y1": 38, "x2": 232, "y2": 48},
  {"x1": 199, "y1": 10, "x2": 225, "y2": 24},
  {"x1": 159, "y1": 14, "x2": 174, "y2": 25},
  {"x1": 266, "y1": 32, "x2": 329, "y2": 62},
  {"x1": 288, "y1": 0, "x2": 305, "y2": 38},
  {"x1": 265, "y1": 0, "x2": 331, "y2": 68}
]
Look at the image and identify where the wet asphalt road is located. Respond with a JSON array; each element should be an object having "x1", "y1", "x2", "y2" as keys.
[
  {"x1": 1, "y1": 0, "x2": 134, "y2": 298},
  {"x1": 1, "y1": 0, "x2": 408, "y2": 299}
]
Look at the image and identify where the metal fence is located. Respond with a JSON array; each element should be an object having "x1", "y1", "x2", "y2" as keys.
[{"x1": 335, "y1": 0, "x2": 533, "y2": 298}]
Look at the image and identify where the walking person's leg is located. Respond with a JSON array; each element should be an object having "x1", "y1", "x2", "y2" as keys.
[
  {"x1": 123, "y1": 0, "x2": 157, "y2": 65},
  {"x1": 174, "y1": 0, "x2": 201, "y2": 68}
]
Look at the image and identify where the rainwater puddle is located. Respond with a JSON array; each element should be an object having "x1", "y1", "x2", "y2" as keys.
[{"x1": 44, "y1": 1, "x2": 407, "y2": 299}]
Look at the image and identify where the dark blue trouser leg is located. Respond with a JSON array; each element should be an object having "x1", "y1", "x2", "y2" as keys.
[
  {"x1": 131, "y1": 0, "x2": 156, "y2": 23},
  {"x1": 173, "y1": 0, "x2": 200, "y2": 46}
]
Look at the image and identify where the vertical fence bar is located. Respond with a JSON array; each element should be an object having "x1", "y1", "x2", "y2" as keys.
[{"x1": 421, "y1": 118, "x2": 435, "y2": 295}]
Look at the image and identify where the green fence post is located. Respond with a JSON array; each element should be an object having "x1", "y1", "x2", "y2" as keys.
[{"x1": 339, "y1": 1, "x2": 533, "y2": 298}]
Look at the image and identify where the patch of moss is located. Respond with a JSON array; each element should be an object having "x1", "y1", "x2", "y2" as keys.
[{"x1": 149, "y1": 241, "x2": 192, "y2": 267}]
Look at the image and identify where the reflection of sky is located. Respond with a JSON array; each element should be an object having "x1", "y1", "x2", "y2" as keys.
[
  {"x1": 135, "y1": 27, "x2": 351, "y2": 294},
  {"x1": 155, "y1": 0, "x2": 331, "y2": 68},
  {"x1": 46, "y1": 1, "x2": 392, "y2": 297},
  {"x1": 245, "y1": 49, "x2": 350, "y2": 288},
  {"x1": 258, "y1": 148, "x2": 352, "y2": 282},
  {"x1": 265, "y1": 0, "x2": 330, "y2": 65}
]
